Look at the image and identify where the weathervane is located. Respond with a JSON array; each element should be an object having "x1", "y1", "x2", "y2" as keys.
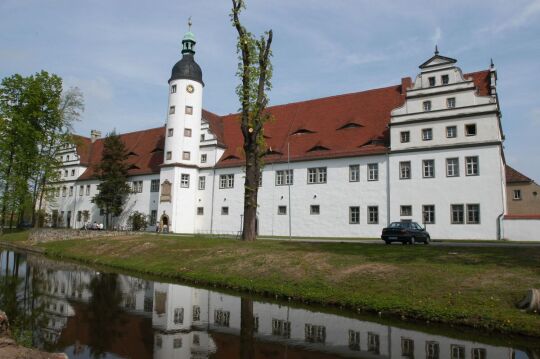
[{"x1": 188, "y1": 16, "x2": 192, "y2": 31}]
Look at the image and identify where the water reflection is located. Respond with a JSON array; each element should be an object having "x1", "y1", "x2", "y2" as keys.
[{"x1": 0, "y1": 249, "x2": 538, "y2": 359}]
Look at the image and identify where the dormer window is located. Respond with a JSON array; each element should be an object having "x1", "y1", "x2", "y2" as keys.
[
  {"x1": 447, "y1": 97, "x2": 456, "y2": 109},
  {"x1": 169, "y1": 106, "x2": 175, "y2": 115},
  {"x1": 428, "y1": 77, "x2": 436, "y2": 87},
  {"x1": 171, "y1": 85, "x2": 177, "y2": 94},
  {"x1": 423, "y1": 101, "x2": 432, "y2": 112},
  {"x1": 442, "y1": 74, "x2": 449, "y2": 85}
]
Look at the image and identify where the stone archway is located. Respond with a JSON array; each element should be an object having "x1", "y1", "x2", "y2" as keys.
[{"x1": 160, "y1": 213, "x2": 170, "y2": 233}]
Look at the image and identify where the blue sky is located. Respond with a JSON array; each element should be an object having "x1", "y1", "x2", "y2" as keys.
[{"x1": 1, "y1": 0, "x2": 539, "y2": 180}]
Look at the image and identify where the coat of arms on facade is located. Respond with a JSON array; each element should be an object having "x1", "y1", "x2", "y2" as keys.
[{"x1": 160, "y1": 180, "x2": 172, "y2": 203}]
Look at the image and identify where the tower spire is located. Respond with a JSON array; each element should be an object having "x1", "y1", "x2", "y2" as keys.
[
  {"x1": 434, "y1": 45, "x2": 439, "y2": 55},
  {"x1": 188, "y1": 16, "x2": 192, "y2": 31}
]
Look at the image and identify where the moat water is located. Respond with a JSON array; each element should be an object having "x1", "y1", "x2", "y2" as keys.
[{"x1": 0, "y1": 248, "x2": 538, "y2": 359}]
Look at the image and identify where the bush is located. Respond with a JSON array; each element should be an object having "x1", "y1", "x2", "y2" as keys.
[{"x1": 128, "y1": 211, "x2": 148, "y2": 231}]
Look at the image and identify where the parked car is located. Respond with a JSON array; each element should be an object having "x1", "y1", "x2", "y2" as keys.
[{"x1": 381, "y1": 221, "x2": 431, "y2": 245}]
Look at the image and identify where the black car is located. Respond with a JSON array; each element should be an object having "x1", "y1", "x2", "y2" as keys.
[{"x1": 381, "y1": 221, "x2": 431, "y2": 245}]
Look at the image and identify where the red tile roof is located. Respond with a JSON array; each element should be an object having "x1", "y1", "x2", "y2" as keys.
[
  {"x1": 504, "y1": 214, "x2": 540, "y2": 220},
  {"x1": 72, "y1": 70, "x2": 492, "y2": 177},
  {"x1": 505, "y1": 165, "x2": 532, "y2": 183}
]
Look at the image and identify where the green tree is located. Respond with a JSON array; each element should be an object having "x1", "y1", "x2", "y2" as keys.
[
  {"x1": 92, "y1": 131, "x2": 131, "y2": 229},
  {"x1": 231, "y1": 0, "x2": 274, "y2": 241},
  {"x1": 128, "y1": 211, "x2": 148, "y2": 231}
]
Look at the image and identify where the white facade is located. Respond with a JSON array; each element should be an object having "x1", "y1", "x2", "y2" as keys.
[{"x1": 46, "y1": 36, "x2": 513, "y2": 240}]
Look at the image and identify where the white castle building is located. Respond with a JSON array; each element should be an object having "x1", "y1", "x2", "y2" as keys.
[{"x1": 47, "y1": 29, "x2": 536, "y2": 240}]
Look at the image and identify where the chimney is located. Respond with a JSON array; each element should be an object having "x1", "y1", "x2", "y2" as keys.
[
  {"x1": 90, "y1": 130, "x2": 102, "y2": 143},
  {"x1": 401, "y1": 77, "x2": 412, "y2": 95}
]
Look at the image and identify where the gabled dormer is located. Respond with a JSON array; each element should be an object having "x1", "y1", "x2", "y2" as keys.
[{"x1": 419, "y1": 46, "x2": 457, "y2": 72}]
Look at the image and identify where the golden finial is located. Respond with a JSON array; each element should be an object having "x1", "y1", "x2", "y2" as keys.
[{"x1": 188, "y1": 17, "x2": 192, "y2": 31}]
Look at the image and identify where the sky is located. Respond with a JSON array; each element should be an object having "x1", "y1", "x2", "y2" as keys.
[{"x1": 1, "y1": 0, "x2": 539, "y2": 181}]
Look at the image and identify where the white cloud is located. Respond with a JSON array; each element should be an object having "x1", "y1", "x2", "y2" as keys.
[
  {"x1": 432, "y1": 27, "x2": 442, "y2": 46},
  {"x1": 492, "y1": 0, "x2": 540, "y2": 33}
]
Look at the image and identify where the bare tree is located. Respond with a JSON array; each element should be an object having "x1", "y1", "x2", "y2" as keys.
[{"x1": 231, "y1": 0, "x2": 273, "y2": 241}]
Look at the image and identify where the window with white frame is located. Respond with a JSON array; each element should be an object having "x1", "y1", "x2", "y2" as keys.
[
  {"x1": 193, "y1": 306, "x2": 201, "y2": 321},
  {"x1": 169, "y1": 106, "x2": 175, "y2": 114},
  {"x1": 166, "y1": 151, "x2": 172, "y2": 160},
  {"x1": 513, "y1": 189, "x2": 522, "y2": 200},
  {"x1": 219, "y1": 174, "x2": 234, "y2": 189},
  {"x1": 201, "y1": 154, "x2": 207, "y2": 163},
  {"x1": 349, "y1": 165, "x2": 360, "y2": 182},
  {"x1": 79, "y1": 185, "x2": 83, "y2": 196},
  {"x1": 441, "y1": 74, "x2": 449, "y2": 85},
  {"x1": 307, "y1": 167, "x2": 327, "y2": 184},
  {"x1": 423, "y1": 100, "x2": 432, "y2": 111},
  {"x1": 197, "y1": 207, "x2": 204, "y2": 215},
  {"x1": 422, "y1": 128, "x2": 433, "y2": 141},
  {"x1": 198, "y1": 176, "x2": 206, "y2": 190},
  {"x1": 367, "y1": 333, "x2": 380, "y2": 354},
  {"x1": 171, "y1": 84, "x2": 177, "y2": 93},
  {"x1": 184, "y1": 128, "x2": 192, "y2": 137},
  {"x1": 151, "y1": 179, "x2": 159, "y2": 192},
  {"x1": 451, "y1": 345, "x2": 465, "y2": 359},
  {"x1": 451, "y1": 204, "x2": 464, "y2": 224},
  {"x1": 221, "y1": 207, "x2": 229, "y2": 215},
  {"x1": 401, "y1": 338, "x2": 414, "y2": 359},
  {"x1": 423, "y1": 159, "x2": 435, "y2": 178},
  {"x1": 401, "y1": 205, "x2": 412, "y2": 216},
  {"x1": 305, "y1": 324, "x2": 326, "y2": 343},
  {"x1": 446, "y1": 125, "x2": 457, "y2": 138},
  {"x1": 466, "y1": 156, "x2": 479, "y2": 176},
  {"x1": 180, "y1": 174, "x2": 190, "y2": 188},
  {"x1": 62, "y1": 187, "x2": 67, "y2": 197},
  {"x1": 132, "y1": 181, "x2": 143, "y2": 193},
  {"x1": 400, "y1": 161, "x2": 411, "y2": 179},
  {"x1": 428, "y1": 77, "x2": 436, "y2": 87},
  {"x1": 467, "y1": 204, "x2": 480, "y2": 224},
  {"x1": 423, "y1": 205, "x2": 435, "y2": 224},
  {"x1": 200, "y1": 134, "x2": 205, "y2": 141},
  {"x1": 465, "y1": 123, "x2": 477, "y2": 136},
  {"x1": 278, "y1": 205, "x2": 287, "y2": 215},
  {"x1": 182, "y1": 151, "x2": 191, "y2": 160},
  {"x1": 150, "y1": 210, "x2": 157, "y2": 225},
  {"x1": 446, "y1": 158, "x2": 459, "y2": 177},
  {"x1": 64, "y1": 170, "x2": 68, "y2": 177},
  {"x1": 400, "y1": 131, "x2": 410, "y2": 143},
  {"x1": 310, "y1": 205, "x2": 320, "y2": 215},
  {"x1": 348, "y1": 330, "x2": 360, "y2": 351},
  {"x1": 168, "y1": 128, "x2": 174, "y2": 137},
  {"x1": 368, "y1": 163, "x2": 379, "y2": 181},
  {"x1": 69, "y1": 186, "x2": 73, "y2": 196},
  {"x1": 426, "y1": 341, "x2": 440, "y2": 359},
  {"x1": 185, "y1": 106, "x2": 193, "y2": 115},
  {"x1": 173, "y1": 308, "x2": 184, "y2": 324},
  {"x1": 447, "y1": 97, "x2": 456, "y2": 108},
  {"x1": 71, "y1": 169, "x2": 75, "y2": 176},
  {"x1": 368, "y1": 206, "x2": 378, "y2": 224},
  {"x1": 472, "y1": 348, "x2": 487, "y2": 359},
  {"x1": 276, "y1": 169, "x2": 293, "y2": 185},
  {"x1": 350, "y1": 206, "x2": 360, "y2": 224}
]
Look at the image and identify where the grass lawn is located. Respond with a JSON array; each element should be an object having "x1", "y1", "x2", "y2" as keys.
[{"x1": 2, "y1": 231, "x2": 540, "y2": 337}]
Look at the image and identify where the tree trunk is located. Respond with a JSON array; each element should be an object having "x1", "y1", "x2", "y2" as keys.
[
  {"x1": 35, "y1": 175, "x2": 47, "y2": 228},
  {"x1": 30, "y1": 175, "x2": 39, "y2": 227},
  {"x1": 0, "y1": 150, "x2": 15, "y2": 232},
  {"x1": 517, "y1": 288, "x2": 540, "y2": 313},
  {"x1": 239, "y1": 298, "x2": 255, "y2": 359},
  {"x1": 242, "y1": 140, "x2": 259, "y2": 241}
]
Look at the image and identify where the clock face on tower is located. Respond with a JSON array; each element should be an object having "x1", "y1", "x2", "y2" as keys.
[{"x1": 186, "y1": 84, "x2": 194, "y2": 94}]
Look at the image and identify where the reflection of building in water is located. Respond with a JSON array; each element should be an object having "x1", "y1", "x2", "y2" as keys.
[{"x1": 2, "y1": 252, "x2": 532, "y2": 359}]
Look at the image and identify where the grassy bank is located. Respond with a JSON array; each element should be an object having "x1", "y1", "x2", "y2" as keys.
[{"x1": 2, "y1": 231, "x2": 540, "y2": 337}]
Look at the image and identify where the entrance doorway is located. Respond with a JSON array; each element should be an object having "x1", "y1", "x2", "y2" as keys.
[{"x1": 160, "y1": 214, "x2": 170, "y2": 233}]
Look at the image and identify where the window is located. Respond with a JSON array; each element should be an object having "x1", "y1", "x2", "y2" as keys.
[
  {"x1": 423, "y1": 100, "x2": 432, "y2": 111},
  {"x1": 400, "y1": 161, "x2": 411, "y2": 179},
  {"x1": 151, "y1": 179, "x2": 159, "y2": 192},
  {"x1": 442, "y1": 74, "x2": 449, "y2": 85},
  {"x1": 168, "y1": 128, "x2": 174, "y2": 137},
  {"x1": 182, "y1": 151, "x2": 191, "y2": 160},
  {"x1": 77, "y1": 211, "x2": 82, "y2": 221},
  {"x1": 132, "y1": 181, "x2": 143, "y2": 193},
  {"x1": 447, "y1": 97, "x2": 456, "y2": 108},
  {"x1": 400, "y1": 131, "x2": 410, "y2": 143},
  {"x1": 401, "y1": 338, "x2": 414, "y2": 359},
  {"x1": 422, "y1": 128, "x2": 433, "y2": 141},
  {"x1": 69, "y1": 186, "x2": 73, "y2": 196},
  {"x1": 513, "y1": 189, "x2": 522, "y2": 200},
  {"x1": 278, "y1": 205, "x2": 287, "y2": 215},
  {"x1": 79, "y1": 185, "x2": 83, "y2": 196},
  {"x1": 428, "y1": 76, "x2": 436, "y2": 87},
  {"x1": 349, "y1": 165, "x2": 360, "y2": 182},
  {"x1": 466, "y1": 156, "x2": 479, "y2": 176},
  {"x1": 276, "y1": 169, "x2": 293, "y2": 185},
  {"x1": 64, "y1": 170, "x2": 68, "y2": 177},
  {"x1": 426, "y1": 341, "x2": 440, "y2": 359},
  {"x1": 451, "y1": 345, "x2": 465, "y2": 359},
  {"x1": 423, "y1": 205, "x2": 435, "y2": 224},
  {"x1": 401, "y1": 205, "x2": 412, "y2": 216},
  {"x1": 180, "y1": 174, "x2": 190, "y2": 188},
  {"x1": 367, "y1": 333, "x2": 380, "y2": 354},
  {"x1": 423, "y1": 159, "x2": 435, "y2": 178},
  {"x1": 150, "y1": 210, "x2": 157, "y2": 225},
  {"x1": 307, "y1": 167, "x2": 327, "y2": 184},
  {"x1": 305, "y1": 324, "x2": 326, "y2": 343},
  {"x1": 166, "y1": 151, "x2": 172, "y2": 160},
  {"x1": 446, "y1": 125, "x2": 457, "y2": 138},
  {"x1": 348, "y1": 330, "x2": 360, "y2": 351},
  {"x1": 171, "y1": 84, "x2": 177, "y2": 93},
  {"x1": 472, "y1": 348, "x2": 487, "y2": 359},
  {"x1": 221, "y1": 207, "x2": 229, "y2": 215},
  {"x1": 467, "y1": 204, "x2": 480, "y2": 224},
  {"x1": 198, "y1": 176, "x2": 205, "y2": 190},
  {"x1": 465, "y1": 123, "x2": 477, "y2": 136},
  {"x1": 184, "y1": 128, "x2": 192, "y2": 137},
  {"x1": 368, "y1": 163, "x2": 379, "y2": 181},
  {"x1": 350, "y1": 206, "x2": 360, "y2": 224},
  {"x1": 201, "y1": 154, "x2": 207, "y2": 163},
  {"x1": 86, "y1": 185, "x2": 90, "y2": 195},
  {"x1": 219, "y1": 174, "x2": 234, "y2": 189},
  {"x1": 197, "y1": 207, "x2": 204, "y2": 215},
  {"x1": 310, "y1": 205, "x2": 320, "y2": 215},
  {"x1": 272, "y1": 319, "x2": 291, "y2": 338},
  {"x1": 368, "y1": 206, "x2": 378, "y2": 224},
  {"x1": 71, "y1": 169, "x2": 75, "y2": 176},
  {"x1": 193, "y1": 306, "x2": 200, "y2": 321},
  {"x1": 173, "y1": 338, "x2": 182, "y2": 349},
  {"x1": 185, "y1": 106, "x2": 193, "y2": 115},
  {"x1": 200, "y1": 134, "x2": 205, "y2": 141},
  {"x1": 169, "y1": 106, "x2": 175, "y2": 114},
  {"x1": 451, "y1": 204, "x2": 464, "y2": 224},
  {"x1": 446, "y1": 158, "x2": 459, "y2": 177},
  {"x1": 173, "y1": 308, "x2": 184, "y2": 324}
]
